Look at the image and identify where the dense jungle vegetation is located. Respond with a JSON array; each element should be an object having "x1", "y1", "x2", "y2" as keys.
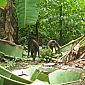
[
  {"x1": 0, "y1": 0, "x2": 85, "y2": 85},
  {"x1": 0, "y1": 0, "x2": 85, "y2": 46}
]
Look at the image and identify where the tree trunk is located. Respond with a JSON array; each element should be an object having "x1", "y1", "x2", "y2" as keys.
[
  {"x1": 59, "y1": 0, "x2": 63, "y2": 46},
  {"x1": 3, "y1": 0, "x2": 14, "y2": 43},
  {"x1": 35, "y1": 20, "x2": 39, "y2": 44}
]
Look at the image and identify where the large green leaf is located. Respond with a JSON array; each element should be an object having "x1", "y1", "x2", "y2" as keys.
[
  {"x1": 60, "y1": 35, "x2": 84, "y2": 52},
  {"x1": 31, "y1": 79, "x2": 49, "y2": 85},
  {"x1": 15, "y1": 0, "x2": 41, "y2": 28},
  {"x1": 49, "y1": 70, "x2": 83, "y2": 84},
  {"x1": 0, "y1": 75, "x2": 27, "y2": 85},
  {"x1": 0, "y1": 66, "x2": 32, "y2": 84},
  {"x1": 27, "y1": 67, "x2": 49, "y2": 82},
  {"x1": 0, "y1": 39, "x2": 23, "y2": 58},
  {"x1": 79, "y1": 36, "x2": 85, "y2": 46}
]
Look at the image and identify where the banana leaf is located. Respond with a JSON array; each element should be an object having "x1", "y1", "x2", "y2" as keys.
[
  {"x1": 0, "y1": 66, "x2": 32, "y2": 84},
  {"x1": 26, "y1": 66, "x2": 49, "y2": 82},
  {"x1": 39, "y1": 67, "x2": 56, "y2": 74},
  {"x1": 49, "y1": 70, "x2": 83, "y2": 85},
  {"x1": 60, "y1": 35, "x2": 85, "y2": 52},
  {"x1": 79, "y1": 37, "x2": 85, "y2": 46},
  {"x1": 15, "y1": 0, "x2": 42, "y2": 28},
  {"x1": 0, "y1": 39, "x2": 23, "y2": 58},
  {"x1": 0, "y1": 74, "x2": 28, "y2": 85},
  {"x1": 31, "y1": 79, "x2": 49, "y2": 85}
]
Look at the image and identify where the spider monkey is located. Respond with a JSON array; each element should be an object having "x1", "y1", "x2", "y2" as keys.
[
  {"x1": 28, "y1": 37, "x2": 39, "y2": 61},
  {"x1": 47, "y1": 40, "x2": 60, "y2": 53}
]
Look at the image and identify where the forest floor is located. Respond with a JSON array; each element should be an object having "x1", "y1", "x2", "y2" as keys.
[
  {"x1": 0, "y1": 53, "x2": 85, "y2": 85},
  {"x1": 0, "y1": 56, "x2": 85, "y2": 72},
  {"x1": 0, "y1": 36, "x2": 85, "y2": 84}
]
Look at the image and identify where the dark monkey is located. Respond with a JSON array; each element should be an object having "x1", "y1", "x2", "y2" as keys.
[
  {"x1": 47, "y1": 40, "x2": 60, "y2": 53},
  {"x1": 28, "y1": 37, "x2": 39, "y2": 61}
]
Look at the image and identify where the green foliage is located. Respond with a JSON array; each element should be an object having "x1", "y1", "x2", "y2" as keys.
[
  {"x1": 15, "y1": 0, "x2": 42, "y2": 28},
  {"x1": 62, "y1": 0, "x2": 85, "y2": 43},
  {"x1": 19, "y1": 66, "x2": 49, "y2": 82},
  {"x1": 17, "y1": 0, "x2": 85, "y2": 45},
  {"x1": 60, "y1": 35, "x2": 85, "y2": 52},
  {"x1": 39, "y1": 0, "x2": 85, "y2": 45},
  {"x1": 0, "y1": 75, "x2": 26, "y2": 85},
  {"x1": 49, "y1": 70, "x2": 83, "y2": 84},
  {"x1": 39, "y1": 48, "x2": 52, "y2": 62},
  {"x1": 0, "y1": 0, "x2": 7, "y2": 9},
  {"x1": 18, "y1": 28, "x2": 28, "y2": 45},
  {"x1": 0, "y1": 65, "x2": 84, "y2": 84},
  {"x1": 79, "y1": 36, "x2": 85, "y2": 46},
  {"x1": 0, "y1": 39, "x2": 23, "y2": 58},
  {"x1": 31, "y1": 80, "x2": 49, "y2": 85},
  {"x1": 0, "y1": 66, "x2": 32, "y2": 84},
  {"x1": 5, "y1": 60, "x2": 16, "y2": 68},
  {"x1": 30, "y1": 69, "x2": 49, "y2": 82}
]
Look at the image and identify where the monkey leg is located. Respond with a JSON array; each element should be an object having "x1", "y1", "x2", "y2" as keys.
[
  {"x1": 30, "y1": 51, "x2": 33, "y2": 60},
  {"x1": 31, "y1": 51, "x2": 35, "y2": 61},
  {"x1": 33, "y1": 52, "x2": 37, "y2": 61},
  {"x1": 32, "y1": 55, "x2": 36, "y2": 61}
]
